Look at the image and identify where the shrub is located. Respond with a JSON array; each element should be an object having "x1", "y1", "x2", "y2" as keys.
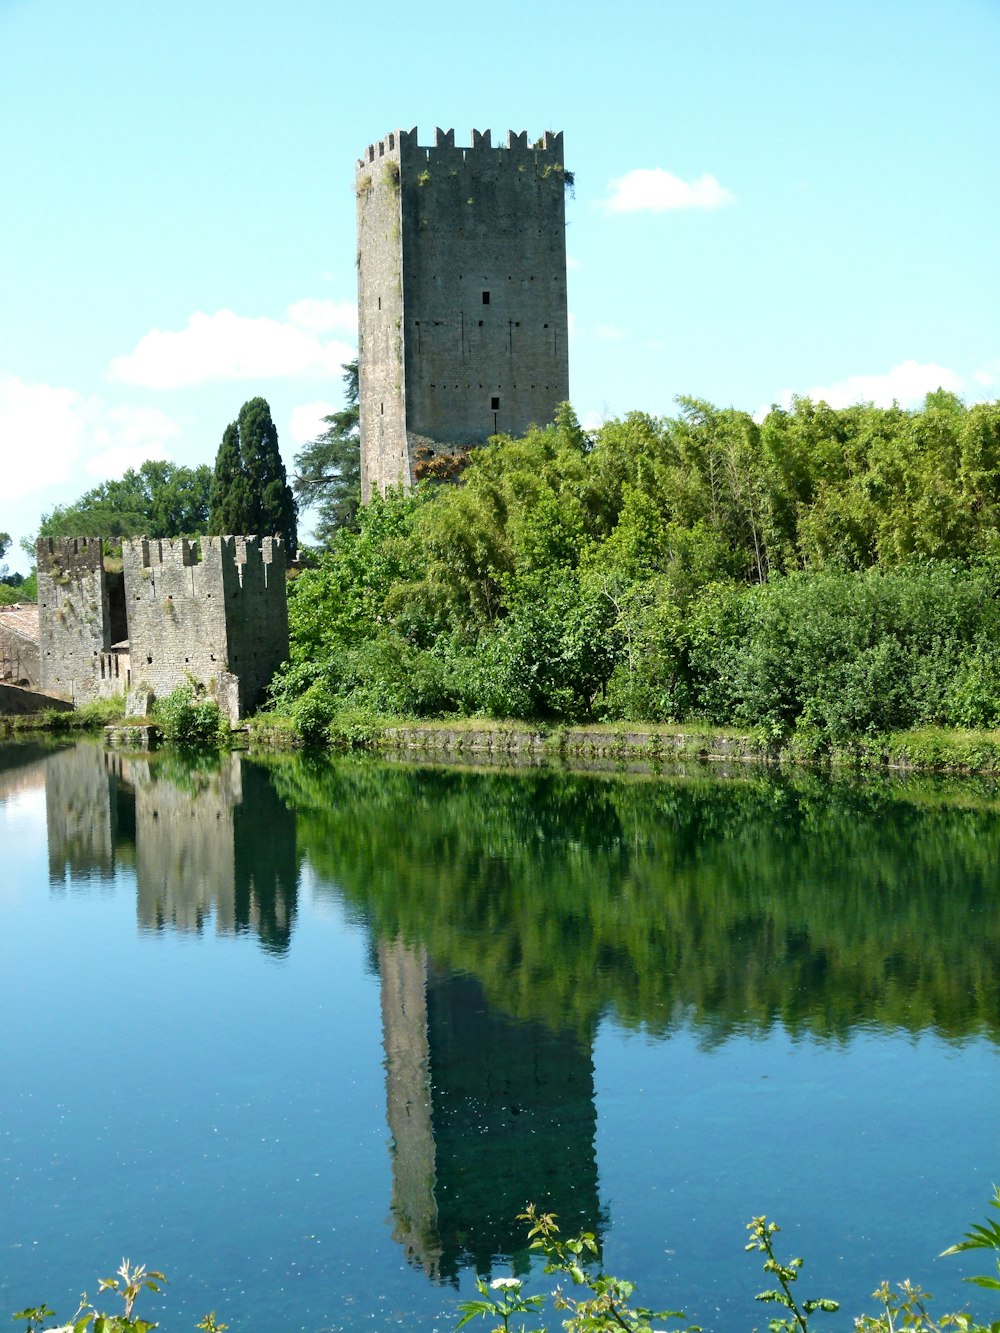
[{"x1": 153, "y1": 684, "x2": 226, "y2": 747}]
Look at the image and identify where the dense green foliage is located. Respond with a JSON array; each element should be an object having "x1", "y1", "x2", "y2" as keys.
[
  {"x1": 293, "y1": 361, "x2": 361, "y2": 542},
  {"x1": 269, "y1": 392, "x2": 1000, "y2": 745},
  {"x1": 34, "y1": 461, "x2": 212, "y2": 544},
  {"x1": 152, "y1": 684, "x2": 226, "y2": 747},
  {"x1": 209, "y1": 397, "x2": 298, "y2": 549}
]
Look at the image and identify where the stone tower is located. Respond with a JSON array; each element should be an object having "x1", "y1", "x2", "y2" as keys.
[{"x1": 356, "y1": 127, "x2": 569, "y2": 501}]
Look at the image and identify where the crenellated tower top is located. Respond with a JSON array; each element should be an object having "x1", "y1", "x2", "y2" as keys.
[{"x1": 356, "y1": 127, "x2": 564, "y2": 172}]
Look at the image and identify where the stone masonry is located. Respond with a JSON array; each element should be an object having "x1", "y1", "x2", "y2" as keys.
[
  {"x1": 36, "y1": 535, "x2": 288, "y2": 721},
  {"x1": 356, "y1": 128, "x2": 569, "y2": 500}
]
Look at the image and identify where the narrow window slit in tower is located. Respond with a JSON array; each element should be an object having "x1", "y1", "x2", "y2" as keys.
[
  {"x1": 482, "y1": 291, "x2": 490, "y2": 305},
  {"x1": 491, "y1": 396, "x2": 500, "y2": 410}
]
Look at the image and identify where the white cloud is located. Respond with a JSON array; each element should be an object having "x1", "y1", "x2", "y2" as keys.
[
  {"x1": 566, "y1": 254, "x2": 581, "y2": 270},
  {"x1": 790, "y1": 359, "x2": 963, "y2": 410},
  {"x1": 0, "y1": 375, "x2": 188, "y2": 504},
  {"x1": 602, "y1": 168, "x2": 735, "y2": 214},
  {"x1": 287, "y1": 298, "x2": 358, "y2": 335},
  {"x1": 109, "y1": 307, "x2": 356, "y2": 388},
  {"x1": 974, "y1": 359, "x2": 999, "y2": 388},
  {"x1": 594, "y1": 324, "x2": 627, "y2": 341},
  {"x1": 0, "y1": 375, "x2": 89, "y2": 499},
  {"x1": 288, "y1": 400, "x2": 335, "y2": 446}
]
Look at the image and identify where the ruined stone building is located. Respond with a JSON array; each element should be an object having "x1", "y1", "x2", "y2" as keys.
[
  {"x1": 0, "y1": 602, "x2": 40, "y2": 688},
  {"x1": 35, "y1": 535, "x2": 288, "y2": 721},
  {"x1": 356, "y1": 127, "x2": 569, "y2": 500}
]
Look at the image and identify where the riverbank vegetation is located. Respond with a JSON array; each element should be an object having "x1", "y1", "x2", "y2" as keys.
[{"x1": 268, "y1": 391, "x2": 1000, "y2": 754}]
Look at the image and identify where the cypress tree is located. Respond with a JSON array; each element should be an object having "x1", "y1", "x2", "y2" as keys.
[
  {"x1": 238, "y1": 397, "x2": 298, "y2": 551},
  {"x1": 209, "y1": 421, "x2": 253, "y2": 534},
  {"x1": 208, "y1": 399, "x2": 298, "y2": 550}
]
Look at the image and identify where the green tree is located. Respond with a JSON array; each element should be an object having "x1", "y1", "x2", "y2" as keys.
[
  {"x1": 239, "y1": 397, "x2": 298, "y2": 551},
  {"x1": 293, "y1": 361, "x2": 361, "y2": 545},
  {"x1": 209, "y1": 399, "x2": 298, "y2": 549},
  {"x1": 35, "y1": 461, "x2": 212, "y2": 543},
  {"x1": 209, "y1": 422, "x2": 252, "y2": 535}
]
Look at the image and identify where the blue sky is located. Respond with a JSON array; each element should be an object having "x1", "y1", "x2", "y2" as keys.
[{"x1": 2, "y1": 0, "x2": 998, "y2": 570}]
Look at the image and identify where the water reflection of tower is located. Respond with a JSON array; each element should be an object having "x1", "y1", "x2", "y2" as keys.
[
  {"x1": 44, "y1": 747, "x2": 298, "y2": 953},
  {"x1": 379, "y1": 938, "x2": 602, "y2": 1282},
  {"x1": 46, "y1": 743, "x2": 128, "y2": 884},
  {"x1": 132, "y1": 757, "x2": 298, "y2": 954}
]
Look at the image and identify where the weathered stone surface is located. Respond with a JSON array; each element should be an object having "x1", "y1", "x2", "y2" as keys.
[
  {"x1": 357, "y1": 127, "x2": 569, "y2": 501},
  {"x1": 36, "y1": 535, "x2": 288, "y2": 722},
  {"x1": 125, "y1": 687, "x2": 155, "y2": 718},
  {"x1": 0, "y1": 603, "x2": 41, "y2": 687}
]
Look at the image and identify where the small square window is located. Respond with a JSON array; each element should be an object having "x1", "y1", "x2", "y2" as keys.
[
  {"x1": 491, "y1": 396, "x2": 500, "y2": 410},
  {"x1": 482, "y1": 290, "x2": 490, "y2": 305}
]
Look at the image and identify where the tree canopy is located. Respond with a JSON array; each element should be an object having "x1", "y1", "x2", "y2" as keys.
[
  {"x1": 209, "y1": 397, "x2": 298, "y2": 550},
  {"x1": 293, "y1": 361, "x2": 360, "y2": 545},
  {"x1": 267, "y1": 390, "x2": 1000, "y2": 744},
  {"x1": 34, "y1": 460, "x2": 213, "y2": 543}
]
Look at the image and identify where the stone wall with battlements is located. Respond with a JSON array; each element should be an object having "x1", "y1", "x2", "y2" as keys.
[
  {"x1": 124, "y1": 535, "x2": 288, "y2": 721},
  {"x1": 36, "y1": 535, "x2": 288, "y2": 720},
  {"x1": 222, "y1": 537, "x2": 289, "y2": 717},
  {"x1": 123, "y1": 537, "x2": 231, "y2": 709},
  {"x1": 36, "y1": 537, "x2": 110, "y2": 704},
  {"x1": 357, "y1": 128, "x2": 569, "y2": 500}
]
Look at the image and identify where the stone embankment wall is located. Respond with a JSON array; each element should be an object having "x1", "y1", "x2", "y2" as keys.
[{"x1": 380, "y1": 724, "x2": 768, "y2": 767}]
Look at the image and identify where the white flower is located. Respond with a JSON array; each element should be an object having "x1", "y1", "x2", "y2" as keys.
[{"x1": 490, "y1": 1276, "x2": 522, "y2": 1290}]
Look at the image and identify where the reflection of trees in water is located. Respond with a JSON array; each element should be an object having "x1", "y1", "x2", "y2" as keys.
[
  {"x1": 43, "y1": 745, "x2": 298, "y2": 953},
  {"x1": 273, "y1": 758, "x2": 1000, "y2": 1043},
  {"x1": 379, "y1": 939, "x2": 602, "y2": 1283}
]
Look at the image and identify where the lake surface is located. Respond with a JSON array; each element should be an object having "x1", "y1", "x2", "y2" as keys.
[{"x1": 1, "y1": 740, "x2": 998, "y2": 1333}]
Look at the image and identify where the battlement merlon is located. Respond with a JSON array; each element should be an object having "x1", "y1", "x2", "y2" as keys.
[
  {"x1": 356, "y1": 128, "x2": 564, "y2": 172},
  {"x1": 122, "y1": 535, "x2": 286, "y2": 570},
  {"x1": 36, "y1": 535, "x2": 105, "y2": 574}
]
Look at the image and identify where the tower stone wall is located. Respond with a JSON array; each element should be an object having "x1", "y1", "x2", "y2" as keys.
[
  {"x1": 357, "y1": 128, "x2": 569, "y2": 501},
  {"x1": 36, "y1": 538, "x2": 110, "y2": 705}
]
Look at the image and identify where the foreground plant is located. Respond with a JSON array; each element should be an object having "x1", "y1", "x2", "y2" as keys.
[
  {"x1": 745, "y1": 1215, "x2": 839, "y2": 1333},
  {"x1": 11, "y1": 1261, "x2": 227, "y2": 1333},
  {"x1": 13, "y1": 1259, "x2": 167, "y2": 1333},
  {"x1": 458, "y1": 1204, "x2": 697, "y2": 1333}
]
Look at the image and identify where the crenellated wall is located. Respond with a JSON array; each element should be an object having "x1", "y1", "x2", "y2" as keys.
[
  {"x1": 222, "y1": 536, "x2": 289, "y2": 718},
  {"x1": 36, "y1": 535, "x2": 288, "y2": 720},
  {"x1": 357, "y1": 128, "x2": 569, "y2": 500},
  {"x1": 36, "y1": 537, "x2": 110, "y2": 703},
  {"x1": 124, "y1": 537, "x2": 231, "y2": 708}
]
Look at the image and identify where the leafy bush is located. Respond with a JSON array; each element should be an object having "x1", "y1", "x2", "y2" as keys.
[{"x1": 153, "y1": 684, "x2": 226, "y2": 747}]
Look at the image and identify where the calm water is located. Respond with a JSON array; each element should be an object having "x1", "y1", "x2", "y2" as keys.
[{"x1": 1, "y1": 740, "x2": 998, "y2": 1333}]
